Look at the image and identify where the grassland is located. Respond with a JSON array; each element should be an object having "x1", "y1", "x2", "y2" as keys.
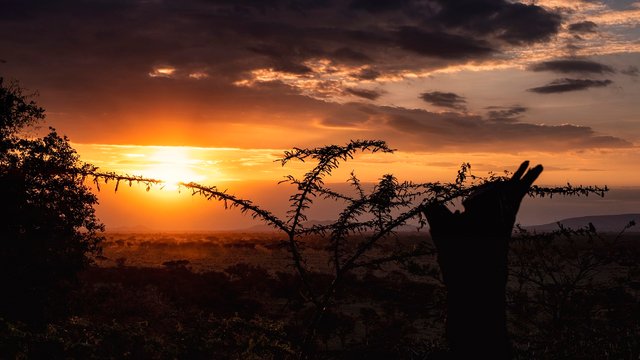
[{"x1": 2, "y1": 230, "x2": 638, "y2": 359}]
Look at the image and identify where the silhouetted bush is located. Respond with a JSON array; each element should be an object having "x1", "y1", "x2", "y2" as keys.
[{"x1": 0, "y1": 78, "x2": 104, "y2": 325}]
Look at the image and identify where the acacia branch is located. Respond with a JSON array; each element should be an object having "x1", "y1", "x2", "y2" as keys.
[
  {"x1": 179, "y1": 181, "x2": 289, "y2": 233},
  {"x1": 79, "y1": 171, "x2": 290, "y2": 233}
]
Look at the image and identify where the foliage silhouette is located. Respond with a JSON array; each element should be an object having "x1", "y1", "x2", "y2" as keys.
[
  {"x1": 0, "y1": 78, "x2": 44, "y2": 138},
  {"x1": 0, "y1": 78, "x2": 104, "y2": 325}
]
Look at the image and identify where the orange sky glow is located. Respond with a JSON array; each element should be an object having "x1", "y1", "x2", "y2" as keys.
[
  {"x1": 2, "y1": 0, "x2": 639, "y2": 230},
  {"x1": 75, "y1": 143, "x2": 640, "y2": 231}
]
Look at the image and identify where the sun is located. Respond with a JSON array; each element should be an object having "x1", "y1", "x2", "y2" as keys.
[{"x1": 141, "y1": 147, "x2": 205, "y2": 190}]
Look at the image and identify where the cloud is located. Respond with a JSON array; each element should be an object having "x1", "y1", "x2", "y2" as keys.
[
  {"x1": 348, "y1": 0, "x2": 564, "y2": 46},
  {"x1": 527, "y1": 78, "x2": 613, "y2": 94},
  {"x1": 1, "y1": 0, "x2": 631, "y2": 155},
  {"x1": 248, "y1": 46, "x2": 315, "y2": 75},
  {"x1": 379, "y1": 106, "x2": 630, "y2": 151},
  {"x1": 485, "y1": 105, "x2": 527, "y2": 123},
  {"x1": 148, "y1": 66, "x2": 177, "y2": 78},
  {"x1": 349, "y1": 68, "x2": 381, "y2": 80},
  {"x1": 316, "y1": 102, "x2": 631, "y2": 152},
  {"x1": 396, "y1": 27, "x2": 495, "y2": 59},
  {"x1": 349, "y1": 0, "x2": 411, "y2": 13},
  {"x1": 345, "y1": 88, "x2": 383, "y2": 100},
  {"x1": 419, "y1": 91, "x2": 467, "y2": 110},
  {"x1": 568, "y1": 21, "x2": 598, "y2": 33},
  {"x1": 621, "y1": 66, "x2": 639, "y2": 77},
  {"x1": 529, "y1": 59, "x2": 615, "y2": 74},
  {"x1": 331, "y1": 47, "x2": 372, "y2": 63},
  {"x1": 432, "y1": 0, "x2": 562, "y2": 44},
  {"x1": 0, "y1": 0, "x2": 562, "y2": 84},
  {"x1": 188, "y1": 72, "x2": 208, "y2": 80}
]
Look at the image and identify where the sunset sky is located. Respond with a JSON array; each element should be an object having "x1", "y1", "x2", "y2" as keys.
[{"x1": 1, "y1": 0, "x2": 639, "y2": 230}]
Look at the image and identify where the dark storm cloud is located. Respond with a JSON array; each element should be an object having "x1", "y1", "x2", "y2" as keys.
[
  {"x1": 530, "y1": 59, "x2": 615, "y2": 74},
  {"x1": 396, "y1": 27, "x2": 494, "y2": 59},
  {"x1": 420, "y1": 91, "x2": 467, "y2": 110},
  {"x1": 349, "y1": 0, "x2": 564, "y2": 46},
  {"x1": 349, "y1": 0, "x2": 412, "y2": 13},
  {"x1": 568, "y1": 21, "x2": 598, "y2": 33},
  {"x1": 0, "y1": 0, "x2": 562, "y2": 84},
  {"x1": 345, "y1": 88, "x2": 382, "y2": 100},
  {"x1": 485, "y1": 105, "x2": 527, "y2": 123},
  {"x1": 528, "y1": 78, "x2": 613, "y2": 94},
  {"x1": 331, "y1": 47, "x2": 372, "y2": 63},
  {"x1": 431, "y1": 0, "x2": 562, "y2": 44}
]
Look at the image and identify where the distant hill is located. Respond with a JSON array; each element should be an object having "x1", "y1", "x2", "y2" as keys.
[
  {"x1": 245, "y1": 214, "x2": 640, "y2": 234},
  {"x1": 107, "y1": 214, "x2": 640, "y2": 234},
  {"x1": 525, "y1": 214, "x2": 640, "y2": 233}
]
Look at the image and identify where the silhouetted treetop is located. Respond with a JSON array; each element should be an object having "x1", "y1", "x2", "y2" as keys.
[{"x1": 0, "y1": 77, "x2": 44, "y2": 138}]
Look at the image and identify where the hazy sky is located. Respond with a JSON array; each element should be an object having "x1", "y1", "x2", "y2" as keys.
[{"x1": 1, "y1": 0, "x2": 639, "y2": 230}]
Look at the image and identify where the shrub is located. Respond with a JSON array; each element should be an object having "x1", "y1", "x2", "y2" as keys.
[{"x1": 0, "y1": 77, "x2": 104, "y2": 325}]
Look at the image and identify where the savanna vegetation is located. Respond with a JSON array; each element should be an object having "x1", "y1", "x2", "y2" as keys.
[{"x1": 1, "y1": 78, "x2": 638, "y2": 359}]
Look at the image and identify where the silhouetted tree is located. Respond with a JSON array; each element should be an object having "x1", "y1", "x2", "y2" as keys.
[
  {"x1": 0, "y1": 78, "x2": 43, "y2": 138},
  {"x1": 0, "y1": 77, "x2": 104, "y2": 325},
  {"x1": 424, "y1": 161, "x2": 542, "y2": 359}
]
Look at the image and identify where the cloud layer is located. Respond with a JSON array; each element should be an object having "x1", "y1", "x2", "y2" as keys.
[
  {"x1": 530, "y1": 59, "x2": 615, "y2": 74},
  {"x1": 568, "y1": 21, "x2": 598, "y2": 33},
  {"x1": 528, "y1": 78, "x2": 613, "y2": 93},
  {"x1": 0, "y1": 0, "x2": 562, "y2": 86},
  {"x1": 317, "y1": 101, "x2": 631, "y2": 152},
  {"x1": 485, "y1": 106, "x2": 527, "y2": 123},
  {"x1": 0, "y1": 0, "x2": 634, "y2": 153},
  {"x1": 419, "y1": 91, "x2": 467, "y2": 110}
]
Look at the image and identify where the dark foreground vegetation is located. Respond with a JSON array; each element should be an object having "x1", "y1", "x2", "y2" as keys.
[{"x1": 2, "y1": 230, "x2": 639, "y2": 359}]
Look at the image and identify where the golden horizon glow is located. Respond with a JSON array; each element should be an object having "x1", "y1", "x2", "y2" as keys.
[
  {"x1": 74, "y1": 142, "x2": 640, "y2": 188},
  {"x1": 72, "y1": 142, "x2": 640, "y2": 231},
  {"x1": 137, "y1": 148, "x2": 205, "y2": 190},
  {"x1": 74, "y1": 143, "x2": 286, "y2": 186}
]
